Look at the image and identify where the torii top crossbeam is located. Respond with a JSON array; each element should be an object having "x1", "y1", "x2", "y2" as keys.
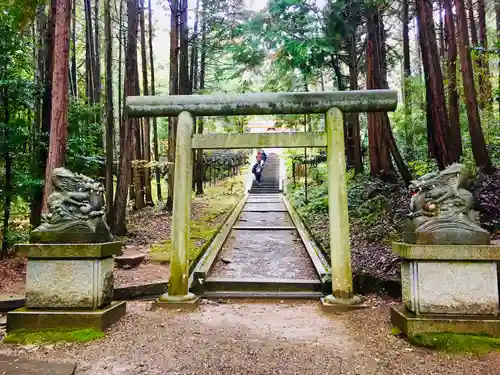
[{"x1": 125, "y1": 90, "x2": 398, "y2": 118}]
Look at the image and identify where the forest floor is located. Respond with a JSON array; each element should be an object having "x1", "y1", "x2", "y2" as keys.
[
  {"x1": 1, "y1": 298, "x2": 500, "y2": 374},
  {"x1": 292, "y1": 169, "x2": 500, "y2": 296},
  {"x1": 0, "y1": 176, "x2": 245, "y2": 296}
]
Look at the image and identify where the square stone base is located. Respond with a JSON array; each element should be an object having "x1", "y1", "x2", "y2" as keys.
[
  {"x1": 390, "y1": 304, "x2": 500, "y2": 337},
  {"x1": 152, "y1": 297, "x2": 200, "y2": 311},
  {"x1": 7, "y1": 301, "x2": 126, "y2": 333},
  {"x1": 26, "y1": 257, "x2": 114, "y2": 309}
]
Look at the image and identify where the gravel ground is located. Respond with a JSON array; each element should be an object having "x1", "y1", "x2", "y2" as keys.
[{"x1": 1, "y1": 299, "x2": 499, "y2": 375}]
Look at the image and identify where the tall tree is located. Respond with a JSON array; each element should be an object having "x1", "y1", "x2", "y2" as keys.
[
  {"x1": 402, "y1": 0, "x2": 410, "y2": 97},
  {"x1": 31, "y1": 0, "x2": 57, "y2": 226},
  {"x1": 111, "y1": 0, "x2": 140, "y2": 234},
  {"x1": 140, "y1": 0, "x2": 153, "y2": 205},
  {"x1": 402, "y1": 0, "x2": 413, "y2": 157},
  {"x1": 443, "y1": 0, "x2": 462, "y2": 157},
  {"x1": 366, "y1": 6, "x2": 411, "y2": 184},
  {"x1": 94, "y1": 0, "x2": 101, "y2": 106},
  {"x1": 179, "y1": 0, "x2": 189, "y2": 95},
  {"x1": 104, "y1": 0, "x2": 114, "y2": 215},
  {"x1": 195, "y1": 0, "x2": 207, "y2": 195},
  {"x1": 148, "y1": 0, "x2": 162, "y2": 201},
  {"x1": 166, "y1": 0, "x2": 179, "y2": 211},
  {"x1": 190, "y1": 0, "x2": 201, "y2": 191},
  {"x1": 416, "y1": 0, "x2": 457, "y2": 168},
  {"x1": 454, "y1": 0, "x2": 493, "y2": 172},
  {"x1": 476, "y1": 0, "x2": 492, "y2": 108},
  {"x1": 497, "y1": 0, "x2": 500, "y2": 115},
  {"x1": 84, "y1": 0, "x2": 96, "y2": 104},
  {"x1": 70, "y1": 0, "x2": 77, "y2": 99},
  {"x1": 42, "y1": 0, "x2": 72, "y2": 210}
]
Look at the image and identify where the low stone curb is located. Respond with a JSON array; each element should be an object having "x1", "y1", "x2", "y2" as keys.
[
  {"x1": 0, "y1": 282, "x2": 170, "y2": 312},
  {"x1": 0, "y1": 295, "x2": 25, "y2": 312}
]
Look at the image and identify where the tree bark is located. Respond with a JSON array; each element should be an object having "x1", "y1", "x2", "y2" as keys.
[
  {"x1": 42, "y1": 0, "x2": 71, "y2": 211},
  {"x1": 402, "y1": 0, "x2": 410, "y2": 91},
  {"x1": 190, "y1": 0, "x2": 200, "y2": 191},
  {"x1": 179, "y1": 0, "x2": 189, "y2": 95},
  {"x1": 466, "y1": 0, "x2": 478, "y2": 46},
  {"x1": 70, "y1": 0, "x2": 77, "y2": 99},
  {"x1": 140, "y1": 0, "x2": 153, "y2": 205},
  {"x1": 497, "y1": 0, "x2": 500, "y2": 116},
  {"x1": 346, "y1": 35, "x2": 362, "y2": 174},
  {"x1": 104, "y1": 0, "x2": 114, "y2": 216},
  {"x1": 366, "y1": 7, "x2": 395, "y2": 182},
  {"x1": 118, "y1": 0, "x2": 124, "y2": 136},
  {"x1": 133, "y1": 65, "x2": 145, "y2": 210},
  {"x1": 366, "y1": 7, "x2": 411, "y2": 184},
  {"x1": 166, "y1": 0, "x2": 179, "y2": 211},
  {"x1": 84, "y1": 0, "x2": 95, "y2": 104},
  {"x1": 148, "y1": 0, "x2": 162, "y2": 201},
  {"x1": 416, "y1": 0, "x2": 457, "y2": 168},
  {"x1": 1, "y1": 90, "x2": 12, "y2": 257},
  {"x1": 476, "y1": 0, "x2": 492, "y2": 108},
  {"x1": 443, "y1": 0, "x2": 462, "y2": 157},
  {"x1": 30, "y1": 2, "x2": 56, "y2": 227},
  {"x1": 111, "y1": 0, "x2": 140, "y2": 234},
  {"x1": 94, "y1": 0, "x2": 101, "y2": 106},
  {"x1": 438, "y1": 0, "x2": 445, "y2": 58},
  {"x1": 195, "y1": 0, "x2": 206, "y2": 195},
  {"x1": 454, "y1": 0, "x2": 493, "y2": 172}
]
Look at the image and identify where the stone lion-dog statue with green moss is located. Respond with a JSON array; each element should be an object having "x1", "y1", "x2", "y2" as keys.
[
  {"x1": 30, "y1": 168, "x2": 115, "y2": 244},
  {"x1": 404, "y1": 163, "x2": 490, "y2": 245}
]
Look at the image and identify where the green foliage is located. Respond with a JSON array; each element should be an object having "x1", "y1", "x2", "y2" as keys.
[
  {"x1": 67, "y1": 102, "x2": 105, "y2": 176},
  {"x1": 4, "y1": 328, "x2": 105, "y2": 344}
]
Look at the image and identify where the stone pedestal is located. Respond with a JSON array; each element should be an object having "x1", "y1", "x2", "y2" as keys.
[
  {"x1": 7, "y1": 242, "x2": 126, "y2": 333},
  {"x1": 391, "y1": 242, "x2": 500, "y2": 337}
]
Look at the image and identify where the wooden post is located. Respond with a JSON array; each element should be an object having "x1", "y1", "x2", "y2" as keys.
[
  {"x1": 323, "y1": 107, "x2": 360, "y2": 306},
  {"x1": 158, "y1": 111, "x2": 197, "y2": 304}
]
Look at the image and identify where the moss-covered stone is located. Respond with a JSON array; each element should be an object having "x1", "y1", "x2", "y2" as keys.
[
  {"x1": 409, "y1": 332, "x2": 500, "y2": 354},
  {"x1": 125, "y1": 90, "x2": 398, "y2": 117},
  {"x1": 7, "y1": 301, "x2": 126, "y2": 332},
  {"x1": 4, "y1": 328, "x2": 105, "y2": 344},
  {"x1": 390, "y1": 305, "x2": 500, "y2": 338},
  {"x1": 16, "y1": 241, "x2": 122, "y2": 259}
]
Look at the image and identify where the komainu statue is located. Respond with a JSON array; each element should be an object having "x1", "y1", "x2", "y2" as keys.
[
  {"x1": 405, "y1": 163, "x2": 490, "y2": 245},
  {"x1": 30, "y1": 168, "x2": 115, "y2": 244}
]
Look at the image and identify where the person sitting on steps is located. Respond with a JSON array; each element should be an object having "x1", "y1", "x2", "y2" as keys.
[{"x1": 252, "y1": 161, "x2": 263, "y2": 185}]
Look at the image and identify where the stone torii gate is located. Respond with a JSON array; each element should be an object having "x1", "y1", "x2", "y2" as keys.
[{"x1": 125, "y1": 90, "x2": 398, "y2": 307}]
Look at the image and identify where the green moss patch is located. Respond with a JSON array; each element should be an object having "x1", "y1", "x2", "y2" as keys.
[
  {"x1": 150, "y1": 220, "x2": 219, "y2": 263},
  {"x1": 4, "y1": 328, "x2": 105, "y2": 344},
  {"x1": 149, "y1": 175, "x2": 244, "y2": 263},
  {"x1": 410, "y1": 332, "x2": 500, "y2": 354}
]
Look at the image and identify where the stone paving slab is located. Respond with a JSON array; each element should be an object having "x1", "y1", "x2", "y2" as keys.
[
  {"x1": 237, "y1": 211, "x2": 293, "y2": 226},
  {"x1": 242, "y1": 202, "x2": 287, "y2": 211},
  {"x1": 0, "y1": 355, "x2": 76, "y2": 375},
  {"x1": 210, "y1": 229, "x2": 318, "y2": 280}
]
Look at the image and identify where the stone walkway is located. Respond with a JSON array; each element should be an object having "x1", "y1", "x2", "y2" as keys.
[{"x1": 209, "y1": 194, "x2": 319, "y2": 281}]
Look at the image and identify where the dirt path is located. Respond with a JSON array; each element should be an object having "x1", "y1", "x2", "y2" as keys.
[{"x1": 1, "y1": 299, "x2": 499, "y2": 375}]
